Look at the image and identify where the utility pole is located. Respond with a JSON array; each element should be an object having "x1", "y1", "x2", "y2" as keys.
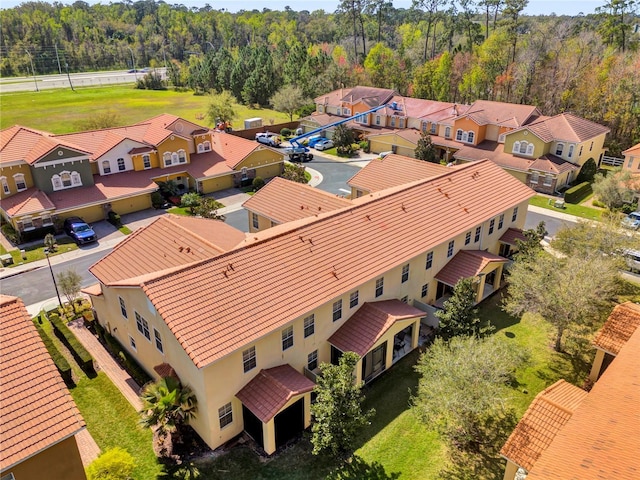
[
  {"x1": 161, "y1": 43, "x2": 169, "y2": 86},
  {"x1": 54, "y1": 43, "x2": 62, "y2": 74},
  {"x1": 65, "y1": 63, "x2": 75, "y2": 91},
  {"x1": 24, "y1": 49, "x2": 39, "y2": 92},
  {"x1": 126, "y1": 46, "x2": 137, "y2": 81}
]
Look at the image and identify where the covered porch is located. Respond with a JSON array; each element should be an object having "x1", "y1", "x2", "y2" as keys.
[
  {"x1": 498, "y1": 227, "x2": 528, "y2": 259},
  {"x1": 328, "y1": 299, "x2": 425, "y2": 384},
  {"x1": 434, "y1": 250, "x2": 509, "y2": 308},
  {"x1": 236, "y1": 364, "x2": 315, "y2": 455}
]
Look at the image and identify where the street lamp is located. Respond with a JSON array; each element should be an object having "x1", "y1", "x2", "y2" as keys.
[
  {"x1": 44, "y1": 234, "x2": 63, "y2": 308},
  {"x1": 126, "y1": 46, "x2": 138, "y2": 81},
  {"x1": 24, "y1": 49, "x2": 39, "y2": 92}
]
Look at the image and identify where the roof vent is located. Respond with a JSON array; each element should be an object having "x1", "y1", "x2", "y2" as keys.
[
  {"x1": 178, "y1": 246, "x2": 184, "y2": 252},
  {"x1": 401, "y1": 203, "x2": 406, "y2": 212},
  {"x1": 366, "y1": 214, "x2": 371, "y2": 221}
]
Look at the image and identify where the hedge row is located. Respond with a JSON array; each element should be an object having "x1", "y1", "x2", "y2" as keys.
[
  {"x1": 33, "y1": 319, "x2": 72, "y2": 384},
  {"x1": 49, "y1": 313, "x2": 95, "y2": 375},
  {"x1": 564, "y1": 181, "x2": 592, "y2": 204}
]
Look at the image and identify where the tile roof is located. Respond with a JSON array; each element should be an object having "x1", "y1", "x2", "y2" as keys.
[
  {"x1": 236, "y1": 365, "x2": 315, "y2": 423},
  {"x1": 499, "y1": 227, "x2": 527, "y2": 246},
  {"x1": 328, "y1": 300, "x2": 425, "y2": 356},
  {"x1": 529, "y1": 155, "x2": 578, "y2": 174},
  {"x1": 242, "y1": 177, "x2": 351, "y2": 224},
  {"x1": 515, "y1": 113, "x2": 610, "y2": 143},
  {"x1": 526, "y1": 326, "x2": 640, "y2": 479},
  {"x1": 80, "y1": 283, "x2": 103, "y2": 296},
  {"x1": 464, "y1": 100, "x2": 540, "y2": 128},
  {"x1": 455, "y1": 141, "x2": 534, "y2": 173},
  {"x1": 0, "y1": 295, "x2": 85, "y2": 471},
  {"x1": 314, "y1": 87, "x2": 353, "y2": 105},
  {"x1": 592, "y1": 302, "x2": 640, "y2": 355},
  {"x1": 339, "y1": 86, "x2": 396, "y2": 107},
  {"x1": 348, "y1": 154, "x2": 450, "y2": 193},
  {"x1": 153, "y1": 363, "x2": 179, "y2": 380},
  {"x1": 435, "y1": 250, "x2": 508, "y2": 287},
  {"x1": 210, "y1": 131, "x2": 266, "y2": 169},
  {"x1": 90, "y1": 215, "x2": 244, "y2": 285},
  {"x1": 500, "y1": 380, "x2": 588, "y2": 471},
  {"x1": 623, "y1": 142, "x2": 640, "y2": 156},
  {"x1": 0, "y1": 125, "x2": 90, "y2": 165},
  {"x1": 1, "y1": 189, "x2": 55, "y2": 216},
  {"x1": 137, "y1": 159, "x2": 534, "y2": 368}
]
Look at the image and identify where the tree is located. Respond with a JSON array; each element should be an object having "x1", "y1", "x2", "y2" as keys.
[
  {"x1": 551, "y1": 218, "x2": 636, "y2": 259},
  {"x1": 414, "y1": 131, "x2": 438, "y2": 163},
  {"x1": 206, "y1": 90, "x2": 237, "y2": 128},
  {"x1": 592, "y1": 168, "x2": 634, "y2": 210},
  {"x1": 311, "y1": 352, "x2": 375, "y2": 458},
  {"x1": 514, "y1": 221, "x2": 546, "y2": 260},
  {"x1": 270, "y1": 85, "x2": 309, "y2": 121},
  {"x1": 74, "y1": 111, "x2": 121, "y2": 131},
  {"x1": 503, "y1": 249, "x2": 619, "y2": 351},
  {"x1": 281, "y1": 163, "x2": 308, "y2": 184},
  {"x1": 363, "y1": 43, "x2": 404, "y2": 90},
  {"x1": 180, "y1": 192, "x2": 201, "y2": 215},
  {"x1": 435, "y1": 277, "x2": 485, "y2": 340},
  {"x1": 576, "y1": 158, "x2": 597, "y2": 183},
  {"x1": 412, "y1": 335, "x2": 526, "y2": 451},
  {"x1": 57, "y1": 269, "x2": 82, "y2": 305},
  {"x1": 86, "y1": 447, "x2": 135, "y2": 480},
  {"x1": 44, "y1": 233, "x2": 57, "y2": 253},
  {"x1": 332, "y1": 124, "x2": 356, "y2": 156},
  {"x1": 193, "y1": 197, "x2": 225, "y2": 220}
]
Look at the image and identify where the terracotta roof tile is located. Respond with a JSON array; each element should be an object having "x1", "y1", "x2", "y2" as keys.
[
  {"x1": 348, "y1": 154, "x2": 449, "y2": 193},
  {"x1": 1, "y1": 189, "x2": 55, "y2": 216},
  {"x1": 530, "y1": 155, "x2": 578, "y2": 174},
  {"x1": 455, "y1": 141, "x2": 534, "y2": 172},
  {"x1": 516, "y1": 113, "x2": 610, "y2": 143},
  {"x1": 339, "y1": 86, "x2": 396, "y2": 107},
  {"x1": 435, "y1": 250, "x2": 508, "y2": 287},
  {"x1": 137, "y1": 159, "x2": 534, "y2": 368},
  {"x1": 526, "y1": 325, "x2": 640, "y2": 479},
  {"x1": 81, "y1": 283, "x2": 103, "y2": 296},
  {"x1": 153, "y1": 363, "x2": 179, "y2": 380},
  {"x1": 592, "y1": 302, "x2": 640, "y2": 355},
  {"x1": 623, "y1": 142, "x2": 640, "y2": 155},
  {"x1": 212, "y1": 132, "x2": 267, "y2": 169},
  {"x1": 314, "y1": 87, "x2": 352, "y2": 105},
  {"x1": 90, "y1": 215, "x2": 244, "y2": 285},
  {"x1": 328, "y1": 300, "x2": 425, "y2": 356},
  {"x1": 236, "y1": 365, "x2": 315, "y2": 423},
  {"x1": 499, "y1": 228, "x2": 527, "y2": 246},
  {"x1": 464, "y1": 100, "x2": 540, "y2": 127},
  {"x1": 0, "y1": 295, "x2": 85, "y2": 471},
  {"x1": 243, "y1": 177, "x2": 351, "y2": 224},
  {"x1": 500, "y1": 380, "x2": 588, "y2": 471}
]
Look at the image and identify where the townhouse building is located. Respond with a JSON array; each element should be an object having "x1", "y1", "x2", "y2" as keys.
[{"x1": 84, "y1": 159, "x2": 534, "y2": 455}]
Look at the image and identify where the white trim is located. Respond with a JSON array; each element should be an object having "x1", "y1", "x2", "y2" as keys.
[{"x1": 32, "y1": 155, "x2": 88, "y2": 168}]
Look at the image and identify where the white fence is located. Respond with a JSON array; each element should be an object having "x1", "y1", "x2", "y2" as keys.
[{"x1": 601, "y1": 155, "x2": 624, "y2": 167}]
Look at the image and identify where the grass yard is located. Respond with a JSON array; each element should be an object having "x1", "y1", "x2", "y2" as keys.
[
  {"x1": 0, "y1": 86, "x2": 292, "y2": 134},
  {"x1": 4, "y1": 237, "x2": 78, "y2": 266},
  {"x1": 529, "y1": 195, "x2": 604, "y2": 221}
]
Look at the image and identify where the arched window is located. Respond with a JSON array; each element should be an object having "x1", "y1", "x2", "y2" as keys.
[
  {"x1": 60, "y1": 171, "x2": 72, "y2": 187},
  {"x1": 102, "y1": 160, "x2": 111, "y2": 174},
  {"x1": 163, "y1": 152, "x2": 172, "y2": 167},
  {"x1": 71, "y1": 171, "x2": 82, "y2": 186},
  {"x1": 568, "y1": 145, "x2": 574, "y2": 158},
  {"x1": 197, "y1": 143, "x2": 204, "y2": 153},
  {"x1": 0, "y1": 176, "x2": 9, "y2": 194},
  {"x1": 203, "y1": 141, "x2": 211, "y2": 151},
  {"x1": 467, "y1": 131, "x2": 475, "y2": 143},
  {"x1": 52, "y1": 175, "x2": 63, "y2": 190},
  {"x1": 430, "y1": 123, "x2": 437, "y2": 134},
  {"x1": 526, "y1": 144, "x2": 534, "y2": 155},
  {"x1": 498, "y1": 133, "x2": 506, "y2": 143},
  {"x1": 555, "y1": 143, "x2": 564, "y2": 156},
  {"x1": 456, "y1": 129, "x2": 463, "y2": 141},
  {"x1": 422, "y1": 122, "x2": 428, "y2": 133},
  {"x1": 171, "y1": 152, "x2": 179, "y2": 164},
  {"x1": 13, "y1": 174, "x2": 26, "y2": 191},
  {"x1": 444, "y1": 127, "x2": 451, "y2": 138},
  {"x1": 513, "y1": 141, "x2": 521, "y2": 154},
  {"x1": 519, "y1": 141, "x2": 528, "y2": 154},
  {"x1": 177, "y1": 149, "x2": 186, "y2": 163}
]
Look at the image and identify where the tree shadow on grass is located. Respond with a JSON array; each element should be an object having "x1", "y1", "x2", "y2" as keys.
[
  {"x1": 326, "y1": 455, "x2": 400, "y2": 480},
  {"x1": 478, "y1": 293, "x2": 521, "y2": 333}
]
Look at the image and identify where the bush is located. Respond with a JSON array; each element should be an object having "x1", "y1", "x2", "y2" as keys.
[
  {"x1": 151, "y1": 191, "x2": 164, "y2": 208},
  {"x1": 252, "y1": 177, "x2": 265, "y2": 191},
  {"x1": 564, "y1": 181, "x2": 592, "y2": 204},
  {"x1": 107, "y1": 211, "x2": 122, "y2": 227},
  {"x1": 359, "y1": 140, "x2": 370, "y2": 153},
  {"x1": 592, "y1": 199, "x2": 606, "y2": 208},
  {"x1": 576, "y1": 158, "x2": 597, "y2": 183},
  {"x1": 33, "y1": 317, "x2": 72, "y2": 384},
  {"x1": 49, "y1": 313, "x2": 95, "y2": 374},
  {"x1": 1, "y1": 223, "x2": 19, "y2": 244},
  {"x1": 280, "y1": 127, "x2": 292, "y2": 137},
  {"x1": 87, "y1": 447, "x2": 135, "y2": 480}
]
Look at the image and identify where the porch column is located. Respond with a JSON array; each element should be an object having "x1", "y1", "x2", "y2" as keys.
[
  {"x1": 589, "y1": 349, "x2": 606, "y2": 383},
  {"x1": 411, "y1": 318, "x2": 420, "y2": 349},
  {"x1": 475, "y1": 275, "x2": 486, "y2": 304},
  {"x1": 354, "y1": 359, "x2": 363, "y2": 385},
  {"x1": 304, "y1": 393, "x2": 311, "y2": 428},
  {"x1": 502, "y1": 460, "x2": 520, "y2": 480},
  {"x1": 384, "y1": 340, "x2": 393, "y2": 372},
  {"x1": 263, "y1": 418, "x2": 276, "y2": 455},
  {"x1": 495, "y1": 264, "x2": 504, "y2": 287}
]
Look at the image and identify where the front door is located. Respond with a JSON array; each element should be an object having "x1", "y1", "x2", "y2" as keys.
[
  {"x1": 362, "y1": 342, "x2": 387, "y2": 382},
  {"x1": 274, "y1": 398, "x2": 304, "y2": 449}
]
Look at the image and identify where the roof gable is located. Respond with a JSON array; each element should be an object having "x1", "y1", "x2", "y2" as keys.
[
  {"x1": 464, "y1": 100, "x2": 540, "y2": 127},
  {"x1": 592, "y1": 302, "x2": 640, "y2": 355}
]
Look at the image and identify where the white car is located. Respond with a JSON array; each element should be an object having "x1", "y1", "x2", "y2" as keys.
[
  {"x1": 314, "y1": 139, "x2": 334, "y2": 151},
  {"x1": 255, "y1": 132, "x2": 281, "y2": 147},
  {"x1": 621, "y1": 212, "x2": 640, "y2": 230}
]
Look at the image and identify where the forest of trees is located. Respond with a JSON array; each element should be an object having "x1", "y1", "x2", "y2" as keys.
[{"x1": 1, "y1": 0, "x2": 638, "y2": 151}]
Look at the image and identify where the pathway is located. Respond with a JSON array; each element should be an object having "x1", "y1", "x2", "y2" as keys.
[{"x1": 75, "y1": 429, "x2": 101, "y2": 467}]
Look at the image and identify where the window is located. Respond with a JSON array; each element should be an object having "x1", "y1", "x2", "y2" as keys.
[
  {"x1": 163, "y1": 152, "x2": 172, "y2": 166},
  {"x1": 444, "y1": 126, "x2": 451, "y2": 138},
  {"x1": 218, "y1": 403, "x2": 233, "y2": 429},
  {"x1": 154, "y1": 328, "x2": 163, "y2": 353},
  {"x1": 308, "y1": 350, "x2": 318, "y2": 371},
  {"x1": 59, "y1": 172, "x2": 71, "y2": 187},
  {"x1": 21, "y1": 217, "x2": 33, "y2": 230},
  {"x1": 467, "y1": 131, "x2": 475, "y2": 143},
  {"x1": 252, "y1": 213, "x2": 259, "y2": 229},
  {"x1": 0, "y1": 177, "x2": 9, "y2": 194},
  {"x1": 568, "y1": 145, "x2": 574, "y2": 158},
  {"x1": 117, "y1": 158, "x2": 125, "y2": 171},
  {"x1": 498, "y1": 133, "x2": 506, "y2": 143},
  {"x1": 422, "y1": 121, "x2": 427, "y2": 133},
  {"x1": 590, "y1": 141, "x2": 593, "y2": 151},
  {"x1": 318, "y1": 105, "x2": 324, "y2": 113},
  {"x1": 401, "y1": 295, "x2": 408, "y2": 303},
  {"x1": 102, "y1": 160, "x2": 111, "y2": 174},
  {"x1": 447, "y1": 240, "x2": 454, "y2": 258},
  {"x1": 530, "y1": 172, "x2": 539, "y2": 184},
  {"x1": 526, "y1": 144, "x2": 534, "y2": 155},
  {"x1": 512, "y1": 207, "x2": 518, "y2": 222},
  {"x1": 430, "y1": 122, "x2": 437, "y2": 134},
  {"x1": 421, "y1": 283, "x2": 429, "y2": 298},
  {"x1": 513, "y1": 141, "x2": 520, "y2": 154},
  {"x1": 243, "y1": 346, "x2": 256, "y2": 372},
  {"x1": 475, "y1": 226, "x2": 481, "y2": 242},
  {"x1": 425, "y1": 251, "x2": 433, "y2": 269},
  {"x1": 14, "y1": 174, "x2": 26, "y2": 191},
  {"x1": 303, "y1": 314, "x2": 315, "y2": 338},
  {"x1": 579, "y1": 145, "x2": 583, "y2": 156},
  {"x1": 390, "y1": 117, "x2": 396, "y2": 127},
  {"x1": 375, "y1": 115, "x2": 381, "y2": 126},
  {"x1": 135, "y1": 312, "x2": 150, "y2": 340},
  {"x1": 555, "y1": 143, "x2": 564, "y2": 156},
  {"x1": 350, "y1": 290, "x2": 359, "y2": 308},
  {"x1": 178, "y1": 149, "x2": 187, "y2": 163},
  {"x1": 465, "y1": 231, "x2": 471, "y2": 245},
  {"x1": 71, "y1": 171, "x2": 82, "y2": 186},
  {"x1": 42, "y1": 213, "x2": 52, "y2": 226},
  {"x1": 203, "y1": 141, "x2": 211, "y2": 151},
  {"x1": 197, "y1": 143, "x2": 204, "y2": 153},
  {"x1": 628, "y1": 158, "x2": 634, "y2": 168},
  {"x1": 355, "y1": 114, "x2": 367, "y2": 124},
  {"x1": 543, "y1": 174, "x2": 553, "y2": 186},
  {"x1": 143, "y1": 155, "x2": 151, "y2": 169},
  {"x1": 401, "y1": 264, "x2": 409, "y2": 283},
  {"x1": 498, "y1": 214, "x2": 504, "y2": 230},
  {"x1": 129, "y1": 336, "x2": 137, "y2": 351},
  {"x1": 119, "y1": 297, "x2": 127, "y2": 318},
  {"x1": 456, "y1": 129, "x2": 463, "y2": 141},
  {"x1": 519, "y1": 141, "x2": 527, "y2": 154},
  {"x1": 489, "y1": 219, "x2": 495, "y2": 234},
  {"x1": 399, "y1": 118, "x2": 405, "y2": 128},
  {"x1": 342, "y1": 107, "x2": 351, "y2": 116},
  {"x1": 332, "y1": 299, "x2": 342, "y2": 321},
  {"x1": 241, "y1": 167, "x2": 248, "y2": 179},
  {"x1": 375, "y1": 277, "x2": 384, "y2": 297},
  {"x1": 282, "y1": 326, "x2": 294, "y2": 351}
]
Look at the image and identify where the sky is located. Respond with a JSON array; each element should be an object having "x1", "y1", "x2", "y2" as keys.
[{"x1": 0, "y1": 0, "x2": 606, "y2": 15}]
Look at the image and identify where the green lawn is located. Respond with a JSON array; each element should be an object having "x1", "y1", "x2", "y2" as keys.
[
  {"x1": 1, "y1": 86, "x2": 292, "y2": 134},
  {"x1": 4, "y1": 237, "x2": 78, "y2": 267},
  {"x1": 529, "y1": 195, "x2": 604, "y2": 221}
]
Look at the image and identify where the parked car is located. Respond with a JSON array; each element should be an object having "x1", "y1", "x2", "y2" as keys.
[
  {"x1": 314, "y1": 139, "x2": 334, "y2": 151},
  {"x1": 621, "y1": 211, "x2": 640, "y2": 230},
  {"x1": 306, "y1": 135, "x2": 325, "y2": 148},
  {"x1": 63, "y1": 217, "x2": 98, "y2": 245},
  {"x1": 624, "y1": 249, "x2": 640, "y2": 273},
  {"x1": 255, "y1": 132, "x2": 281, "y2": 147}
]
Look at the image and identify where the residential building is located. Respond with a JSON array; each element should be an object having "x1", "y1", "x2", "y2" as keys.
[
  {"x1": 623, "y1": 142, "x2": 640, "y2": 173},
  {"x1": 85, "y1": 159, "x2": 533, "y2": 456},
  {"x1": 0, "y1": 295, "x2": 87, "y2": 480}
]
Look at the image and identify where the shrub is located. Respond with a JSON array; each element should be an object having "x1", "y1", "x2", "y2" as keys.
[
  {"x1": 564, "y1": 181, "x2": 592, "y2": 204},
  {"x1": 359, "y1": 140, "x2": 370, "y2": 153},
  {"x1": 1, "y1": 223, "x2": 19, "y2": 244},
  {"x1": 87, "y1": 447, "x2": 135, "y2": 480},
  {"x1": 576, "y1": 158, "x2": 597, "y2": 183},
  {"x1": 280, "y1": 127, "x2": 292, "y2": 137},
  {"x1": 33, "y1": 318, "x2": 72, "y2": 384},
  {"x1": 107, "y1": 211, "x2": 122, "y2": 227},
  {"x1": 151, "y1": 191, "x2": 164, "y2": 208},
  {"x1": 592, "y1": 199, "x2": 606, "y2": 208},
  {"x1": 49, "y1": 313, "x2": 95, "y2": 374},
  {"x1": 252, "y1": 177, "x2": 265, "y2": 191}
]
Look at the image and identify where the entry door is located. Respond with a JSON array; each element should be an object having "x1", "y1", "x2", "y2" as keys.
[
  {"x1": 242, "y1": 405, "x2": 264, "y2": 449},
  {"x1": 362, "y1": 342, "x2": 387, "y2": 382},
  {"x1": 274, "y1": 398, "x2": 304, "y2": 449}
]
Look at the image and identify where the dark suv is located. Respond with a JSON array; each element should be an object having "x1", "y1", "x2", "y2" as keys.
[{"x1": 63, "y1": 217, "x2": 98, "y2": 245}]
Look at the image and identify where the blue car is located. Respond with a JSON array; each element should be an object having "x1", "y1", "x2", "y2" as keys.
[
  {"x1": 64, "y1": 217, "x2": 98, "y2": 245},
  {"x1": 621, "y1": 212, "x2": 640, "y2": 230}
]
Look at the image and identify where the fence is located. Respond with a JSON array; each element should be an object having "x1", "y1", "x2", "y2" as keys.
[{"x1": 601, "y1": 155, "x2": 624, "y2": 167}]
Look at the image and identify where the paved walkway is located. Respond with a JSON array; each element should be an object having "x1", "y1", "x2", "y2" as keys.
[{"x1": 75, "y1": 429, "x2": 101, "y2": 467}]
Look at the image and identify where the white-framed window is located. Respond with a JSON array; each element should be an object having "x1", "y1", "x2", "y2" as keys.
[
  {"x1": 52, "y1": 175, "x2": 63, "y2": 190},
  {"x1": 530, "y1": 172, "x2": 539, "y2": 184},
  {"x1": 252, "y1": 213, "x2": 259, "y2": 229},
  {"x1": 154, "y1": 328, "x2": 163, "y2": 353},
  {"x1": 171, "y1": 152, "x2": 179, "y2": 164},
  {"x1": 135, "y1": 312, "x2": 150, "y2": 340},
  {"x1": 129, "y1": 336, "x2": 137, "y2": 351},
  {"x1": 375, "y1": 277, "x2": 384, "y2": 297},
  {"x1": 444, "y1": 126, "x2": 451, "y2": 138},
  {"x1": 197, "y1": 143, "x2": 204, "y2": 153},
  {"x1": 401, "y1": 295, "x2": 408, "y2": 303},
  {"x1": 308, "y1": 350, "x2": 318, "y2": 371},
  {"x1": 61, "y1": 171, "x2": 72, "y2": 187},
  {"x1": 489, "y1": 219, "x2": 495, "y2": 234},
  {"x1": 282, "y1": 326, "x2": 294, "y2": 351},
  {"x1": 430, "y1": 123, "x2": 437, "y2": 134},
  {"x1": 332, "y1": 299, "x2": 342, "y2": 321},
  {"x1": 13, "y1": 174, "x2": 26, "y2": 191},
  {"x1": 163, "y1": 152, "x2": 172, "y2": 166},
  {"x1": 399, "y1": 118, "x2": 405, "y2": 128},
  {"x1": 456, "y1": 129, "x2": 463, "y2": 141},
  {"x1": 390, "y1": 117, "x2": 396, "y2": 127},
  {"x1": 102, "y1": 160, "x2": 111, "y2": 174},
  {"x1": 526, "y1": 144, "x2": 534, "y2": 155},
  {"x1": 243, "y1": 346, "x2": 256, "y2": 372},
  {"x1": 498, "y1": 133, "x2": 506, "y2": 143},
  {"x1": 71, "y1": 171, "x2": 82, "y2": 186},
  {"x1": 241, "y1": 167, "x2": 248, "y2": 179},
  {"x1": 401, "y1": 264, "x2": 409, "y2": 283},
  {"x1": 304, "y1": 314, "x2": 315, "y2": 338},
  {"x1": 422, "y1": 121, "x2": 428, "y2": 133},
  {"x1": 318, "y1": 105, "x2": 325, "y2": 113},
  {"x1": 203, "y1": 141, "x2": 211, "y2": 151},
  {"x1": 447, "y1": 240, "x2": 454, "y2": 258},
  {"x1": 543, "y1": 174, "x2": 553, "y2": 186},
  {"x1": 350, "y1": 290, "x2": 359, "y2": 308},
  {"x1": 42, "y1": 213, "x2": 53, "y2": 226},
  {"x1": 119, "y1": 296, "x2": 127, "y2": 319},
  {"x1": 375, "y1": 115, "x2": 381, "y2": 126},
  {"x1": 568, "y1": 145, "x2": 574, "y2": 158},
  {"x1": 512, "y1": 207, "x2": 519, "y2": 222},
  {"x1": 218, "y1": 402, "x2": 233, "y2": 429},
  {"x1": 425, "y1": 251, "x2": 433, "y2": 269},
  {"x1": 342, "y1": 107, "x2": 351, "y2": 116},
  {"x1": 421, "y1": 283, "x2": 429, "y2": 298},
  {"x1": 178, "y1": 149, "x2": 187, "y2": 163},
  {"x1": 498, "y1": 214, "x2": 504, "y2": 230},
  {"x1": 143, "y1": 155, "x2": 151, "y2": 169},
  {"x1": 555, "y1": 143, "x2": 564, "y2": 156},
  {"x1": 117, "y1": 158, "x2": 125, "y2": 171},
  {"x1": 465, "y1": 231, "x2": 471, "y2": 245},
  {"x1": 467, "y1": 131, "x2": 475, "y2": 143},
  {"x1": 475, "y1": 226, "x2": 481, "y2": 242},
  {"x1": 0, "y1": 176, "x2": 9, "y2": 194},
  {"x1": 355, "y1": 114, "x2": 367, "y2": 124},
  {"x1": 628, "y1": 158, "x2": 634, "y2": 168}
]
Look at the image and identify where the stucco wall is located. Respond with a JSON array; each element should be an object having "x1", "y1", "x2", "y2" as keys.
[
  {"x1": 32, "y1": 159, "x2": 94, "y2": 193},
  {"x1": 3, "y1": 435, "x2": 86, "y2": 480},
  {"x1": 0, "y1": 164, "x2": 33, "y2": 199}
]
